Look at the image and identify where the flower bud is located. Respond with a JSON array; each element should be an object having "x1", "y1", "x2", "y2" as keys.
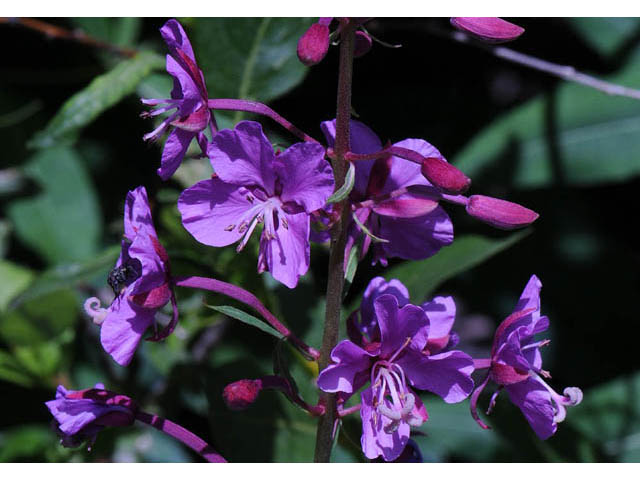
[
  {"x1": 297, "y1": 23, "x2": 330, "y2": 66},
  {"x1": 354, "y1": 30, "x2": 373, "y2": 58},
  {"x1": 223, "y1": 379, "x2": 262, "y2": 411},
  {"x1": 466, "y1": 195, "x2": 539, "y2": 230},
  {"x1": 450, "y1": 17, "x2": 525, "y2": 44},
  {"x1": 421, "y1": 157, "x2": 471, "y2": 194}
]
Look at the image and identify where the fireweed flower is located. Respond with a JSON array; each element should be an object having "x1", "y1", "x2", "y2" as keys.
[
  {"x1": 141, "y1": 19, "x2": 214, "y2": 180},
  {"x1": 84, "y1": 186, "x2": 173, "y2": 366},
  {"x1": 317, "y1": 288, "x2": 474, "y2": 461},
  {"x1": 450, "y1": 17, "x2": 525, "y2": 44},
  {"x1": 297, "y1": 18, "x2": 373, "y2": 66},
  {"x1": 178, "y1": 121, "x2": 334, "y2": 288},
  {"x1": 470, "y1": 275, "x2": 583, "y2": 439},
  {"x1": 320, "y1": 119, "x2": 453, "y2": 266},
  {"x1": 45, "y1": 383, "x2": 137, "y2": 448}
]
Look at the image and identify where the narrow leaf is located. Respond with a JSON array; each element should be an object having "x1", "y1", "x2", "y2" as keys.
[
  {"x1": 327, "y1": 162, "x2": 355, "y2": 204},
  {"x1": 206, "y1": 304, "x2": 284, "y2": 340}
]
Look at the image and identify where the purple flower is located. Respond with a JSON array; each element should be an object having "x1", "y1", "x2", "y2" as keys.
[
  {"x1": 450, "y1": 18, "x2": 525, "y2": 44},
  {"x1": 470, "y1": 275, "x2": 583, "y2": 439},
  {"x1": 45, "y1": 383, "x2": 137, "y2": 448},
  {"x1": 320, "y1": 119, "x2": 453, "y2": 266},
  {"x1": 141, "y1": 19, "x2": 213, "y2": 180},
  {"x1": 84, "y1": 186, "x2": 173, "y2": 366},
  {"x1": 178, "y1": 121, "x2": 334, "y2": 288},
  {"x1": 317, "y1": 279, "x2": 474, "y2": 461}
]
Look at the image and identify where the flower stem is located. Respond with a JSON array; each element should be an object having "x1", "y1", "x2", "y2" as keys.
[
  {"x1": 174, "y1": 275, "x2": 319, "y2": 361},
  {"x1": 314, "y1": 19, "x2": 356, "y2": 463},
  {"x1": 135, "y1": 411, "x2": 226, "y2": 463}
]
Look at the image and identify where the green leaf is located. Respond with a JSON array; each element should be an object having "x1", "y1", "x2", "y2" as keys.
[
  {"x1": 205, "y1": 304, "x2": 284, "y2": 340},
  {"x1": 192, "y1": 18, "x2": 311, "y2": 105},
  {"x1": 454, "y1": 48, "x2": 640, "y2": 188},
  {"x1": 0, "y1": 425, "x2": 56, "y2": 462},
  {"x1": 385, "y1": 231, "x2": 530, "y2": 302},
  {"x1": 569, "y1": 18, "x2": 640, "y2": 57},
  {"x1": 0, "y1": 349, "x2": 35, "y2": 387},
  {"x1": 327, "y1": 162, "x2": 355, "y2": 204},
  {"x1": 28, "y1": 50, "x2": 164, "y2": 149},
  {"x1": 7, "y1": 147, "x2": 101, "y2": 264},
  {"x1": 0, "y1": 260, "x2": 33, "y2": 312}
]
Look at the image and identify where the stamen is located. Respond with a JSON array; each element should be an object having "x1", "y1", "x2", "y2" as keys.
[
  {"x1": 84, "y1": 297, "x2": 108, "y2": 325},
  {"x1": 237, "y1": 216, "x2": 260, "y2": 252},
  {"x1": 522, "y1": 339, "x2": 551, "y2": 351},
  {"x1": 388, "y1": 337, "x2": 412, "y2": 363},
  {"x1": 142, "y1": 112, "x2": 179, "y2": 142}
]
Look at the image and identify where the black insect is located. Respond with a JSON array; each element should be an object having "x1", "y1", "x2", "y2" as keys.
[{"x1": 107, "y1": 263, "x2": 138, "y2": 296}]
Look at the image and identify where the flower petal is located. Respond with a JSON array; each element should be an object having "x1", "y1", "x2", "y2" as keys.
[
  {"x1": 207, "y1": 121, "x2": 277, "y2": 194},
  {"x1": 178, "y1": 178, "x2": 258, "y2": 247},
  {"x1": 160, "y1": 19, "x2": 195, "y2": 61},
  {"x1": 359, "y1": 277, "x2": 410, "y2": 340},
  {"x1": 398, "y1": 349, "x2": 474, "y2": 403},
  {"x1": 360, "y1": 387, "x2": 410, "y2": 461},
  {"x1": 316, "y1": 340, "x2": 373, "y2": 394},
  {"x1": 423, "y1": 296, "x2": 456, "y2": 354},
  {"x1": 127, "y1": 234, "x2": 167, "y2": 295},
  {"x1": 123, "y1": 186, "x2": 156, "y2": 241},
  {"x1": 385, "y1": 138, "x2": 443, "y2": 192},
  {"x1": 274, "y1": 142, "x2": 334, "y2": 213},
  {"x1": 505, "y1": 377, "x2": 557, "y2": 440},
  {"x1": 375, "y1": 295, "x2": 429, "y2": 357}
]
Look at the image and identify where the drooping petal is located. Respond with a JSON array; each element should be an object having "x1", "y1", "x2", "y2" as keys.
[
  {"x1": 166, "y1": 54, "x2": 201, "y2": 110},
  {"x1": 46, "y1": 397, "x2": 112, "y2": 435},
  {"x1": 375, "y1": 295, "x2": 429, "y2": 357},
  {"x1": 422, "y1": 296, "x2": 456, "y2": 354},
  {"x1": 360, "y1": 387, "x2": 410, "y2": 461},
  {"x1": 157, "y1": 129, "x2": 195, "y2": 181},
  {"x1": 160, "y1": 19, "x2": 196, "y2": 61},
  {"x1": 398, "y1": 349, "x2": 474, "y2": 403},
  {"x1": 123, "y1": 186, "x2": 156, "y2": 241},
  {"x1": 321, "y1": 119, "x2": 382, "y2": 196},
  {"x1": 505, "y1": 377, "x2": 557, "y2": 440},
  {"x1": 274, "y1": 142, "x2": 334, "y2": 213},
  {"x1": 207, "y1": 121, "x2": 277, "y2": 194},
  {"x1": 316, "y1": 340, "x2": 374, "y2": 394},
  {"x1": 257, "y1": 212, "x2": 309, "y2": 288},
  {"x1": 127, "y1": 234, "x2": 168, "y2": 296},
  {"x1": 178, "y1": 178, "x2": 259, "y2": 247},
  {"x1": 377, "y1": 206, "x2": 453, "y2": 260},
  {"x1": 100, "y1": 297, "x2": 156, "y2": 366}
]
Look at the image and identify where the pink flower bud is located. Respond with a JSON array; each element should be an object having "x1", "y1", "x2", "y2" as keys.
[
  {"x1": 450, "y1": 17, "x2": 525, "y2": 44},
  {"x1": 466, "y1": 195, "x2": 539, "y2": 230},
  {"x1": 421, "y1": 157, "x2": 471, "y2": 194},
  {"x1": 354, "y1": 30, "x2": 373, "y2": 58},
  {"x1": 223, "y1": 379, "x2": 262, "y2": 411},
  {"x1": 297, "y1": 23, "x2": 330, "y2": 66}
]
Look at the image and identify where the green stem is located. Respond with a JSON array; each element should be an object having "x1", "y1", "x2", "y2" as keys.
[{"x1": 313, "y1": 19, "x2": 356, "y2": 463}]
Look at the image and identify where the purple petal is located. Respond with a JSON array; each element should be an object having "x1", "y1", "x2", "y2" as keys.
[
  {"x1": 494, "y1": 327, "x2": 535, "y2": 372},
  {"x1": 46, "y1": 398, "x2": 110, "y2": 435},
  {"x1": 450, "y1": 17, "x2": 525, "y2": 44},
  {"x1": 514, "y1": 274, "x2": 542, "y2": 317},
  {"x1": 178, "y1": 178, "x2": 257, "y2": 247},
  {"x1": 317, "y1": 340, "x2": 373, "y2": 394},
  {"x1": 160, "y1": 19, "x2": 195, "y2": 60},
  {"x1": 372, "y1": 192, "x2": 439, "y2": 219},
  {"x1": 257, "y1": 212, "x2": 309, "y2": 288},
  {"x1": 127, "y1": 234, "x2": 167, "y2": 295},
  {"x1": 422, "y1": 296, "x2": 456, "y2": 339},
  {"x1": 207, "y1": 121, "x2": 276, "y2": 194},
  {"x1": 100, "y1": 297, "x2": 156, "y2": 366},
  {"x1": 274, "y1": 142, "x2": 334, "y2": 213},
  {"x1": 398, "y1": 349, "x2": 474, "y2": 403},
  {"x1": 377, "y1": 206, "x2": 453, "y2": 260},
  {"x1": 375, "y1": 295, "x2": 429, "y2": 357},
  {"x1": 166, "y1": 54, "x2": 201, "y2": 109},
  {"x1": 321, "y1": 119, "x2": 382, "y2": 196},
  {"x1": 505, "y1": 377, "x2": 557, "y2": 440},
  {"x1": 158, "y1": 129, "x2": 195, "y2": 181},
  {"x1": 123, "y1": 186, "x2": 156, "y2": 241},
  {"x1": 360, "y1": 386, "x2": 410, "y2": 461},
  {"x1": 385, "y1": 138, "x2": 443, "y2": 192},
  {"x1": 359, "y1": 277, "x2": 410, "y2": 339}
]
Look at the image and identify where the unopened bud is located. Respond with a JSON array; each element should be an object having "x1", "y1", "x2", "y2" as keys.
[
  {"x1": 466, "y1": 195, "x2": 539, "y2": 230},
  {"x1": 421, "y1": 157, "x2": 471, "y2": 194},
  {"x1": 297, "y1": 23, "x2": 330, "y2": 66},
  {"x1": 223, "y1": 379, "x2": 262, "y2": 411},
  {"x1": 354, "y1": 30, "x2": 373, "y2": 58},
  {"x1": 450, "y1": 17, "x2": 525, "y2": 44}
]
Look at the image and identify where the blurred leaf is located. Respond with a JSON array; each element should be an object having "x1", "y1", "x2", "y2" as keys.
[
  {"x1": 570, "y1": 371, "x2": 640, "y2": 461},
  {"x1": 13, "y1": 340, "x2": 66, "y2": 380},
  {"x1": 9, "y1": 245, "x2": 120, "y2": 309},
  {"x1": 113, "y1": 428, "x2": 192, "y2": 462},
  {"x1": 71, "y1": 18, "x2": 142, "y2": 48},
  {"x1": 570, "y1": 18, "x2": 640, "y2": 56},
  {"x1": 206, "y1": 304, "x2": 284, "y2": 340},
  {"x1": 137, "y1": 72, "x2": 173, "y2": 100},
  {"x1": 0, "y1": 425, "x2": 56, "y2": 462},
  {"x1": 191, "y1": 18, "x2": 310, "y2": 104},
  {"x1": 7, "y1": 147, "x2": 101, "y2": 265},
  {"x1": 454, "y1": 48, "x2": 640, "y2": 188},
  {"x1": 0, "y1": 260, "x2": 33, "y2": 312},
  {"x1": 28, "y1": 50, "x2": 164, "y2": 149},
  {"x1": 0, "y1": 220, "x2": 9, "y2": 257},
  {"x1": 0, "y1": 349, "x2": 35, "y2": 387},
  {"x1": 385, "y1": 231, "x2": 530, "y2": 303}
]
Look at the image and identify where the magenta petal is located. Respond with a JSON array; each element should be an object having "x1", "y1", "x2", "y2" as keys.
[
  {"x1": 466, "y1": 195, "x2": 539, "y2": 230},
  {"x1": 258, "y1": 212, "x2": 309, "y2": 289},
  {"x1": 360, "y1": 387, "x2": 410, "y2": 461},
  {"x1": 505, "y1": 377, "x2": 557, "y2": 440},
  {"x1": 158, "y1": 129, "x2": 195, "y2": 181},
  {"x1": 100, "y1": 298, "x2": 156, "y2": 366},
  {"x1": 178, "y1": 178, "x2": 254, "y2": 247},
  {"x1": 451, "y1": 17, "x2": 525, "y2": 44},
  {"x1": 123, "y1": 186, "x2": 156, "y2": 241},
  {"x1": 372, "y1": 193, "x2": 439, "y2": 218},
  {"x1": 297, "y1": 23, "x2": 330, "y2": 66},
  {"x1": 207, "y1": 121, "x2": 277, "y2": 194},
  {"x1": 317, "y1": 340, "x2": 373, "y2": 393},
  {"x1": 161, "y1": 19, "x2": 196, "y2": 60},
  {"x1": 378, "y1": 206, "x2": 453, "y2": 260},
  {"x1": 398, "y1": 349, "x2": 474, "y2": 403},
  {"x1": 274, "y1": 142, "x2": 334, "y2": 213}
]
